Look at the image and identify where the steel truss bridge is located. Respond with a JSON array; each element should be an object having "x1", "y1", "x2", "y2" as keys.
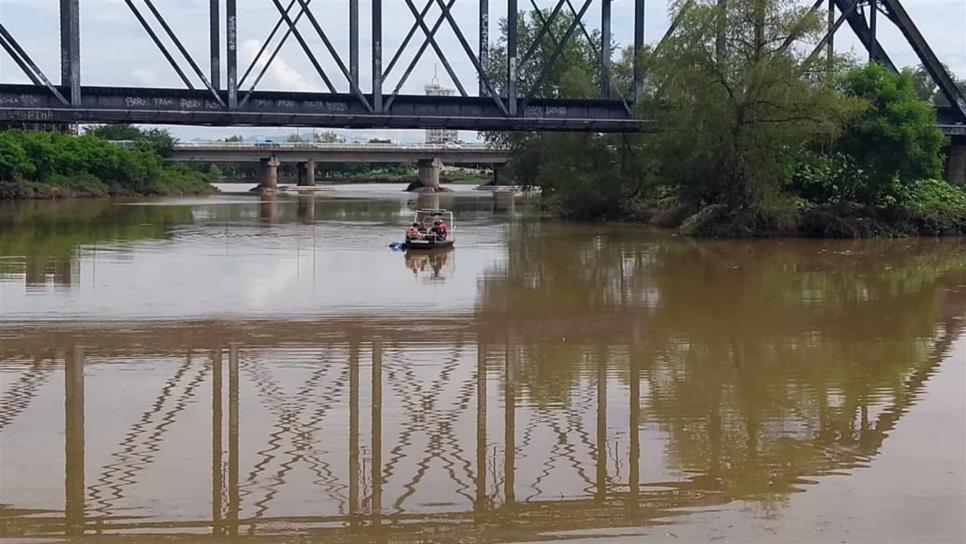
[
  {"x1": 0, "y1": 313, "x2": 962, "y2": 539},
  {"x1": 0, "y1": 0, "x2": 964, "y2": 132}
]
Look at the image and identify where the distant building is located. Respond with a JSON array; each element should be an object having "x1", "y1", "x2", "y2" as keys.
[{"x1": 425, "y1": 76, "x2": 458, "y2": 144}]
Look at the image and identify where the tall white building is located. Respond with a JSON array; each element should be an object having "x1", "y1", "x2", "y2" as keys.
[{"x1": 425, "y1": 75, "x2": 458, "y2": 144}]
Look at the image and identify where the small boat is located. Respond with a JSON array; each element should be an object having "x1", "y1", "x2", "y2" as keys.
[{"x1": 405, "y1": 209, "x2": 454, "y2": 250}]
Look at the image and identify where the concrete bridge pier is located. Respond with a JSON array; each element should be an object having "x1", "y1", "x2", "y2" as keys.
[
  {"x1": 297, "y1": 160, "x2": 316, "y2": 187},
  {"x1": 947, "y1": 138, "x2": 966, "y2": 187},
  {"x1": 259, "y1": 155, "x2": 280, "y2": 192},
  {"x1": 296, "y1": 195, "x2": 315, "y2": 223},
  {"x1": 417, "y1": 158, "x2": 442, "y2": 190},
  {"x1": 492, "y1": 165, "x2": 502, "y2": 186}
]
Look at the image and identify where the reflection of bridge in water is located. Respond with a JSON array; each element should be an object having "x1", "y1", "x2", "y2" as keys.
[{"x1": 0, "y1": 308, "x2": 962, "y2": 541}]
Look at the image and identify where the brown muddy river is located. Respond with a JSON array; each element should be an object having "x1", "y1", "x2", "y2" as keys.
[{"x1": 1, "y1": 185, "x2": 964, "y2": 543}]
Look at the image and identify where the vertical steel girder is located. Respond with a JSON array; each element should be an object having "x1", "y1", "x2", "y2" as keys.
[
  {"x1": 507, "y1": 0, "x2": 518, "y2": 114},
  {"x1": 601, "y1": 0, "x2": 611, "y2": 98},
  {"x1": 868, "y1": 0, "x2": 877, "y2": 62},
  {"x1": 60, "y1": 0, "x2": 80, "y2": 104},
  {"x1": 827, "y1": 0, "x2": 835, "y2": 71},
  {"x1": 227, "y1": 0, "x2": 238, "y2": 107},
  {"x1": 715, "y1": 0, "x2": 726, "y2": 61},
  {"x1": 373, "y1": 0, "x2": 383, "y2": 112},
  {"x1": 480, "y1": 0, "x2": 489, "y2": 96},
  {"x1": 633, "y1": 0, "x2": 645, "y2": 99},
  {"x1": 210, "y1": 0, "x2": 220, "y2": 89},
  {"x1": 350, "y1": 0, "x2": 359, "y2": 87}
]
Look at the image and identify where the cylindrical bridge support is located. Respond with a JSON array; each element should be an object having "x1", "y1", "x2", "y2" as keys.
[
  {"x1": 259, "y1": 155, "x2": 280, "y2": 192},
  {"x1": 947, "y1": 138, "x2": 966, "y2": 187},
  {"x1": 65, "y1": 346, "x2": 85, "y2": 536},
  {"x1": 297, "y1": 160, "x2": 316, "y2": 187},
  {"x1": 417, "y1": 158, "x2": 442, "y2": 191}
]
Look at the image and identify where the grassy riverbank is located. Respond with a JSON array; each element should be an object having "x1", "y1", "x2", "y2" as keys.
[{"x1": 0, "y1": 129, "x2": 215, "y2": 200}]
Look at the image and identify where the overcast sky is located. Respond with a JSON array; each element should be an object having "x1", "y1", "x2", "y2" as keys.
[{"x1": 0, "y1": 0, "x2": 963, "y2": 141}]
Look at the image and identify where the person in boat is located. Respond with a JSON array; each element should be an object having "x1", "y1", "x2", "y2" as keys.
[
  {"x1": 406, "y1": 222, "x2": 422, "y2": 241},
  {"x1": 430, "y1": 220, "x2": 449, "y2": 241}
]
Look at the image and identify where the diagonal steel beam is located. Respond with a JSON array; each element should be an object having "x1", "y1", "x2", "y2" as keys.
[
  {"x1": 239, "y1": 0, "x2": 312, "y2": 88},
  {"x1": 654, "y1": 0, "x2": 694, "y2": 56},
  {"x1": 878, "y1": 0, "x2": 966, "y2": 121},
  {"x1": 239, "y1": 1, "x2": 319, "y2": 103},
  {"x1": 564, "y1": 0, "x2": 600, "y2": 58},
  {"x1": 430, "y1": 0, "x2": 507, "y2": 114},
  {"x1": 139, "y1": 0, "x2": 224, "y2": 106},
  {"x1": 778, "y1": 0, "x2": 826, "y2": 53},
  {"x1": 522, "y1": 0, "x2": 595, "y2": 107},
  {"x1": 397, "y1": 0, "x2": 467, "y2": 99},
  {"x1": 520, "y1": 0, "x2": 568, "y2": 70},
  {"x1": 832, "y1": 0, "x2": 895, "y2": 72},
  {"x1": 254, "y1": 0, "x2": 337, "y2": 100},
  {"x1": 383, "y1": 0, "x2": 437, "y2": 79},
  {"x1": 0, "y1": 23, "x2": 70, "y2": 105},
  {"x1": 804, "y1": 0, "x2": 859, "y2": 68},
  {"x1": 0, "y1": 29, "x2": 42, "y2": 87},
  {"x1": 529, "y1": 0, "x2": 566, "y2": 58},
  {"x1": 291, "y1": 0, "x2": 372, "y2": 111},
  {"x1": 122, "y1": 0, "x2": 194, "y2": 89},
  {"x1": 386, "y1": 0, "x2": 464, "y2": 110}
]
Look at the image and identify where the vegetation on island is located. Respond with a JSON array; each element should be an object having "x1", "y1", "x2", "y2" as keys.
[
  {"x1": 0, "y1": 125, "x2": 214, "y2": 200},
  {"x1": 485, "y1": 0, "x2": 966, "y2": 237}
]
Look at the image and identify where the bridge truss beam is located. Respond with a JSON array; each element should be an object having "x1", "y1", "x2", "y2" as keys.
[
  {"x1": 0, "y1": 83, "x2": 646, "y2": 132},
  {"x1": 0, "y1": 0, "x2": 963, "y2": 131}
]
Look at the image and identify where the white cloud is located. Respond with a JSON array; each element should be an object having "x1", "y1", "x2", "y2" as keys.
[
  {"x1": 130, "y1": 69, "x2": 159, "y2": 87},
  {"x1": 240, "y1": 39, "x2": 314, "y2": 93}
]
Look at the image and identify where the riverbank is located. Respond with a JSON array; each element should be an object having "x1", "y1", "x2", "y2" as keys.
[
  {"x1": 0, "y1": 130, "x2": 215, "y2": 200},
  {"x1": 654, "y1": 179, "x2": 966, "y2": 238},
  {"x1": 0, "y1": 173, "x2": 215, "y2": 200}
]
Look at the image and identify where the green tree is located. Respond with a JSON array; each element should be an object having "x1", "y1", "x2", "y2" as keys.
[
  {"x1": 837, "y1": 63, "x2": 946, "y2": 203},
  {"x1": 485, "y1": 9, "x2": 603, "y2": 99},
  {"x1": 642, "y1": 0, "x2": 860, "y2": 210},
  {"x1": 0, "y1": 132, "x2": 35, "y2": 181},
  {"x1": 313, "y1": 131, "x2": 345, "y2": 143},
  {"x1": 910, "y1": 64, "x2": 966, "y2": 107},
  {"x1": 482, "y1": 9, "x2": 649, "y2": 218},
  {"x1": 206, "y1": 164, "x2": 223, "y2": 180},
  {"x1": 223, "y1": 134, "x2": 245, "y2": 142},
  {"x1": 84, "y1": 123, "x2": 177, "y2": 157}
]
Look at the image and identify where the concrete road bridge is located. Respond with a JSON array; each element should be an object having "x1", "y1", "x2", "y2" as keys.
[
  {"x1": 168, "y1": 142, "x2": 510, "y2": 189},
  {"x1": 2, "y1": 0, "x2": 965, "y2": 183}
]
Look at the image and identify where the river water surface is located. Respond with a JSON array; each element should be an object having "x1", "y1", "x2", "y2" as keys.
[{"x1": 1, "y1": 185, "x2": 964, "y2": 543}]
